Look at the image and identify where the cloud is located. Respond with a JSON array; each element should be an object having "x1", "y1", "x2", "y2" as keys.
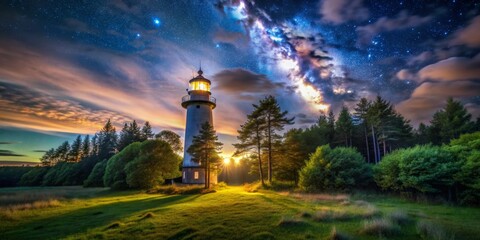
[
  {"x1": 213, "y1": 29, "x2": 249, "y2": 48},
  {"x1": 0, "y1": 149, "x2": 25, "y2": 157},
  {"x1": 407, "y1": 51, "x2": 434, "y2": 66},
  {"x1": 396, "y1": 69, "x2": 415, "y2": 80},
  {"x1": 450, "y1": 16, "x2": 480, "y2": 48},
  {"x1": 396, "y1": 54, "x2": 480, "y2": 125},
  {"x1": 32, "y1": 150, "x2": 48, "y2": 153},
  {"x1": 0, "y1": 142, "x2": 18, "y2": 145},
  {"x1": 396, "y1": 80, "x2": 480, "y2": 125},
  {"x1": 418, "y1": 54, "x2": 480, "y2": 82},
  {"x1": 213, "y1": 68, "x2": 284, "y2": 94},
  {"x1": 319, "y1": 0, "x2": 369, "y2": 25},
  {"x1": 356, "y1": 11, "x2": 433, "y2": 46}
]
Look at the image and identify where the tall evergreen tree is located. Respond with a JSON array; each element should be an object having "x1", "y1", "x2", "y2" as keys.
[
  {"x1": 69, "y1": 135, "x2": 83, "y2": 162},
  {"x1": 429, "y1": 98, "x2": 474, "y2": 144},
  {"x1": 187, "y1": 122, "x2": 223, "y2": 189},
  {"x1": 256, "y1": 96, "x2": 294, "y2": 183},
  {"x1": 327, "y1": 110, "x2": 336, "y2": 144},
  {"x1": 354, "y1": 98, "x2": 371, "y2": 163},
  {"x1": 97, "y1": 119, "x2": 117, "y2": 161},
  {"x1": 55, "y1": 141, "x2": 71, "y2": 162},
  {"x1": 91, "y1": 133, "x2": 99, "y2": 157},
  {"x1": 336, "y1": 106, "x2": 354, "y2": 147},
  {"x1": 141, "y1": 121, "x2": 154, "y2": 140},
  {"x1": 233, "y1": 110, "x2": 267, "y2": 185},
  {"x1": 82, "y1": 135, "x2": 90, "y2": 157},
  {"x1": 40, "y1": 148, "x2": 55, "y2": 166}
]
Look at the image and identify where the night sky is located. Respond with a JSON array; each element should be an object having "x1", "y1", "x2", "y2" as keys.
[{"x1": 1, "y1": 0, "x2": 479, "y2": 162}]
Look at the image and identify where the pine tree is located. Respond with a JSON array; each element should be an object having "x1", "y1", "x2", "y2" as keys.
[
  {"x1": 69, "y1": 135, "x2": 82, "y2": 162},
  {"x1": 141, "y1": 121, "x2": 154, "y2": 140},
  {"x1": 97, "y1": 119, "x2": 117, "y2": 161},
  {"x1": 82, "y1": 135, "x2": 90, "y2": 157},
  {"x1": 233, "y1": 109, "x2": 267, "y2": 185},
  {"x1": 256, "y1": 96, "x2": 294, "y2": 183},
  {"x1": 430, "y1": 98, "x2": 474, "y2": 144},
  {"x1": 354, "y1": 98, "x2": 371, "y2": 162},
  {"x1": 118, "y1": 123, "x2": 132, "y2": 151},
  {"x1": 187, "y1": 122, "x2": 223, "y2": 189},
  {"x1": 56, "y1": 141, "x2": 71, "y2": 162},
  {"x1": 336, "y1": 106, "x2": 353, "y2": 147},
  {"x1": 40, "y1": 148, "x2": 55, "y2": 166},
  {"x1": 91, "y1": 134, "x2": 99, "y2": 157},
  {"x1": 327, "y1": 111, "x2": 336, "y2": 145}
]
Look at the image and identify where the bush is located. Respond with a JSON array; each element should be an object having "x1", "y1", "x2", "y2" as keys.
[
  {"x1": 103, "y1": 142, "x2": 141, "y2": 189},
  {"x1": 84, "y1": 160, "x2": 107, "y2": 187},
  {"x1": 375, "y1": 145, "x2": 459, "y2": 198},
  {"x1": 448, "y1": 132, "x2": 480, "y2": 205},
  {"x1": 125, "y1": 140, "x2": 181, "y2": 189},
  {"x1": 0, "y1": 167, "x2": 34, "y2": 187},
  {"x1": 299, "y1": 145, "x2": 372, "y2": 192},
  {"x1": 361, "y1": 218, "x2": 400, "y2": 237},
  {"x1": 417, "y1": 220, "x2": 453, "y2": 240},
  {"x1": 19, "y1": 167, "x2": 50, "y2": 186}
]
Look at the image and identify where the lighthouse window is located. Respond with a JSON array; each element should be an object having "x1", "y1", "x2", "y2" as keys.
[
  {"x1": 194, "y1": 171, "x2": 199, "y2": 179},
  {"x1": 190, "y1": 80, "x2": 210, "y2": 92},
  {"x1": 183, "y1": 171, "x2": 185, "y2": 179}
]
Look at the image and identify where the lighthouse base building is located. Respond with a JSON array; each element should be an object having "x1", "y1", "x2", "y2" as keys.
[{"x1": 181, "y1": 68, "x2": 218, "y2": 184}]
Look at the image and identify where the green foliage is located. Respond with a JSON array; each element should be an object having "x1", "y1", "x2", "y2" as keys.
[
  {"x1": 155, "y1": 130, "x2": 183, "y2": 152},
  {"x1": 125, "y1": 140, "x2": 181, "y2": 189},
  {"x1": 448, "y1": 131, "x2": 480, "y2": 205},
  {"x1": 41, "y1": 162, "x2": 80, "y2": 186},
  {"x1": 429, "y1": 98, "x2": 474, "y2": 145},
  {"x1": 0, "y1": 167, "x2": 34, "y2": 187},
  {"x1": 375, "y1": 145, "x2": 459, "y2": 196},
  {"x1": 19, "y1": 167, "x2": 50, "y2": 186},
  {"x1": 299, "y1": 145, "x2": 372, "y2": 192},
  {"x1": 104, "y1": 142, "x2": 141, "y2": 189},
  {"x1": 188, "y1": 122, "x2": 223, "y2": 188},
  {"x1": 336, "y1": 106, "x2": 353, "y2": 147},
  {"x1": 83, "y1": 159, "x2": 107, "y2": 187}
]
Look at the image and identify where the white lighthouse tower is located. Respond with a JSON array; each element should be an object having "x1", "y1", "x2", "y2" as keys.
[{"x1": 181, "y1": 68, "x2": 217, "y2": 184}]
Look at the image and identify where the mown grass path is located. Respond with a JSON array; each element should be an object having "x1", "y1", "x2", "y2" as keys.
[{"x1": 1, "y1": 186, "x2": 479, "y2": 240}]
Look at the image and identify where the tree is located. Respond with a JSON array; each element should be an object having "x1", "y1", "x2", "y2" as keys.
[
  {"x1": 97, "y1": 119, "x2": 117, "y2": 161},
  {"x1": 84, "y1": 160, "x2": 107, "y2": 187},
  {"x1": 55, "y1": 141, "x2": 71, "y2": 163},
  {"x1": 69, "y1": 135, "x2": 82, "y2": 162},
  {"x1": 82, "y1": 135, "x2": 90, "y2": 157},
  {"x1": 354, "y1": 97, "x2": 371, "y2": 163},
  {"x1": 187, "y1": 122, "x2": 223, "y2": 189},
  {"x1": 233, "y1": 109, "x2": 267, "y2": 185},
  {"x1": 125, "y1": 140, "x2": 181, "y2": 189},
  {"x1": 256, "y1": 96, "x2": 294, "y2": 183},
  {"x1": 40, "y1": 148, "x2": 55, "y2": 166},
  {"x1": 104, "y1": 142, "x2": 142, "y2": 189},
  {"x1": 155, "y1": 130, "x2": 183, "y2": 152},
  {"x1": 275, "y1": 129, "x2": 306, "y2": 185},
  {"x1": 336, "y1": 106, "x2": 353, "y2": 147},
  {"x1": 299, "y1": 145, "x2": 372, "y2": 192},
  {"x1": 430, "y1": 98, "x2": 474, "y2": 144},
  {"x1": 141, "y1": 121, "x2": 154, "y2": 140}
]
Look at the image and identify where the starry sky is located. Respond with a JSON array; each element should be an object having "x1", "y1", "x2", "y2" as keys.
[{"x1": 1, "y1": 0, "x2": 479, "y2": 163}]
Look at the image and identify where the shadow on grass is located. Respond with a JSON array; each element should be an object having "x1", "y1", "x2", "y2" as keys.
[{"x1": 3, "y1": 193, "x2": 199, "y2": 240}]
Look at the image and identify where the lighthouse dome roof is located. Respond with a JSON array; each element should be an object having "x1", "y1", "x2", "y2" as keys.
[{"x1": 189, "y1": 69, "x2": 211, "y2": 84}]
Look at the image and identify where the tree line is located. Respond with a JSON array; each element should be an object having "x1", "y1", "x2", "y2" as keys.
[
  {"x1": 233, "y1": 95, "x2": 479, "y2": 202},
  {"x1": 1, "y1": 120, "x2": 184, "y2": 189}
]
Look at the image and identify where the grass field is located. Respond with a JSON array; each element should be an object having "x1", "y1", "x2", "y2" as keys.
[{"x1": 1, "y1": 185, "x2": 479, "y2": 240}]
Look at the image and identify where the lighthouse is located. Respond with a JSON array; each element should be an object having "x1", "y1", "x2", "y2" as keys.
[{"x1": 181, "y1": 68, "x2": 217, "y2": 184}]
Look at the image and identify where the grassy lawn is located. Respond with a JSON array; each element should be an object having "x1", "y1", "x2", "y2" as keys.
[{"x1": 0, "y1": 186, "x2": 479, "y2": 240}]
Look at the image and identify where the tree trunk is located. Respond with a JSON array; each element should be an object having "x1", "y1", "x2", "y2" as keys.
[
  {"x1": 204, "y1": 151, "x2": 208, "y2": 189},
  {"x1": 267, "y1": 116, "x2": 272, "y2": 183},
  {"x1": 256, "y1": 127, "x2": 265, "y2": 186},
  {"x1": 364, "y1": 126, "x2": 370, "y2": 163},
  {"x1": 371, "y1": 125, "x2": 377, "y2": 164}
]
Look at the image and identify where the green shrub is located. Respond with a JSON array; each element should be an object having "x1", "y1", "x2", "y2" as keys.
[
  {"x1": 103, "y1": 142, "x2": 141, "y2": 189},
  {"x1": 375, "y1": 145, "x2": 459, "y2": 197},
  {"x1": 19, "y1": 167, "x2": 50, "y2": 186},
  {"x1": 125, "y1": 140, "x2": 181, "y2": 189},
  {"x1": 299, "y1": 145, "x2": 372, "y2": 192},
  {"x1": 84, "y1": 160, "x2": 107, "y2": 187}
]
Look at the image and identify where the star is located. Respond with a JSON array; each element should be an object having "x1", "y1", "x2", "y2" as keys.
[{"x1": 153, "y1": 17, "x2": 161, "y2": 27}]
